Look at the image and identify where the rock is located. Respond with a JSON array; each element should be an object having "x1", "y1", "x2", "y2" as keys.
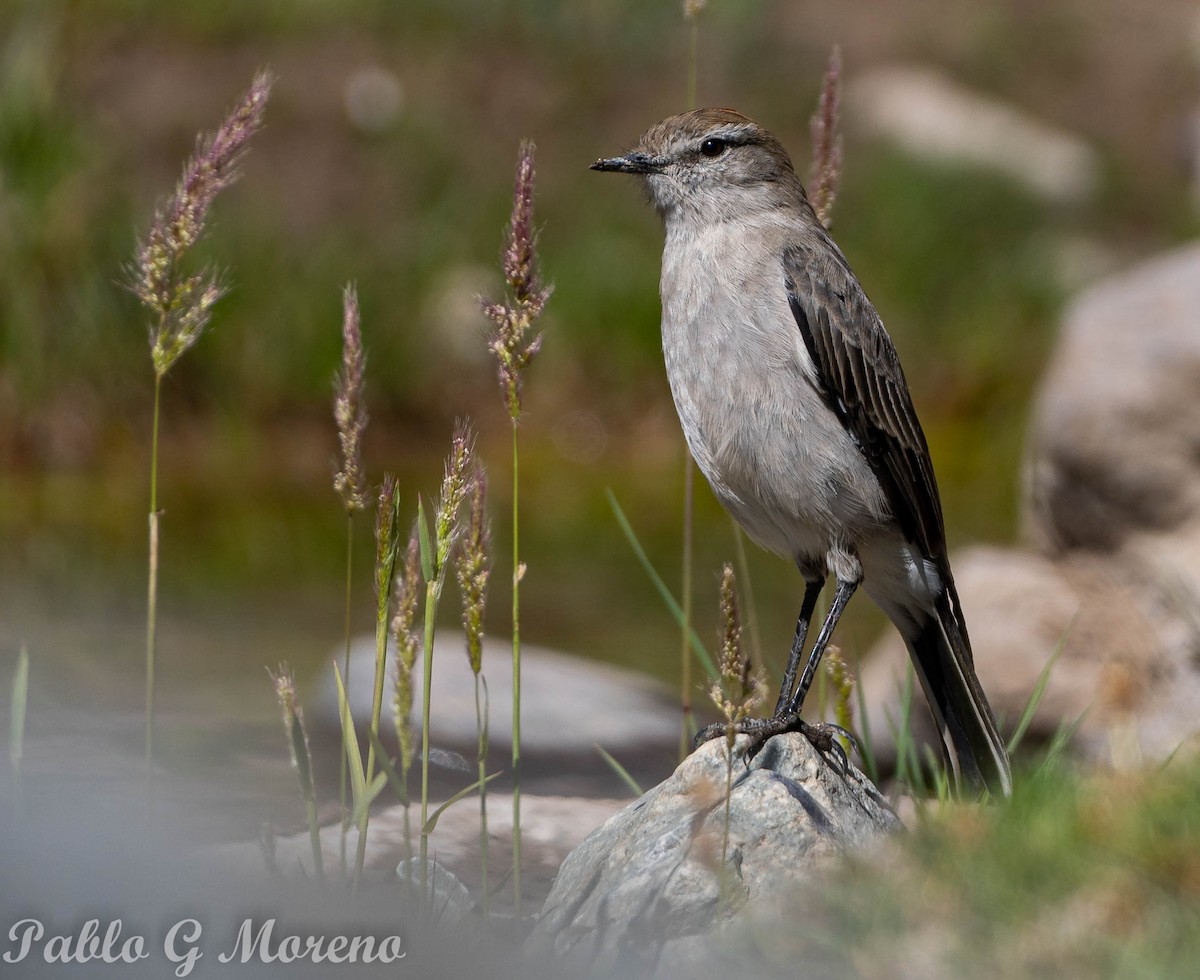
[
  {"x1": 1026, "y1": 242, "x2": 1200, "y2": 554},
  {"x1": 846, "y1": 64, "x2": 1099, "y2": 203},
  {"x1": 1025, "y1": 241, "x2": 1200, "y2": 654},
  {"x1": 210, "y1": 793, "x2": 627, "y2": 916},
  {"x1": 1020, "y1": 242, "x2": 1200, "y2": 761},
  {"x1": 858, "y1": 546, "x2": 1177, "y2": 769},
  {"x1": 311, "y1": 632, "x2": 681, "y2": 793},
  {"x1": 862, "y1": 244, "x2": 1200, "y2": 775},
  {"x1": 396, "y1": 858, "x2": 473, "y2": 924},
  {"x1": 526, "y1": 733, "x2": 900, "y2": 977}
]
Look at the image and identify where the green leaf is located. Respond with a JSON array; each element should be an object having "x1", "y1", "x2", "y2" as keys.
[
  {"x1": 417, "y1": 495, "x2": 435, "y2": 583},
  {"x1": 289, "y1": 714, "x2": 314, "y2": 800},
  {"x1": 351, "y1": 771, "x2": 388, "y2": 827},
  {"x1": 367, "y1": 727, "x2": 409, "y2": 806},
  {"x1": 1043, "y1": 708, "x2": 1089, "y2": 768},
  {"x1": 334, "y1": 662, "x2": 367, "y2": 804}
]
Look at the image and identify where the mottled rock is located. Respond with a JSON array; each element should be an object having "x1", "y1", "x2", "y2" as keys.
[
  {"x1": 526, "y1": 733, "x2": 900, "y2": 977},
  {"x1": 858, "y1": 546, "x2": 1179, "y2": 769}
]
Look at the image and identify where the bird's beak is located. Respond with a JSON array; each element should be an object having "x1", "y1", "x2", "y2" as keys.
[{"x1": 590, "y1": 151, "x2": 664, "y2": 175}]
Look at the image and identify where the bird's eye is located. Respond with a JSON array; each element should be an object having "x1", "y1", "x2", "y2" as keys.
[{"x1": 700, "y1": 137, "x2": 727, "y2": 158}]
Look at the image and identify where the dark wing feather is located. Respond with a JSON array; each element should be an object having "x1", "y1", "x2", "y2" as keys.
[{"x1": 782, "y1": 242, "x2": 947, "y2": 564}]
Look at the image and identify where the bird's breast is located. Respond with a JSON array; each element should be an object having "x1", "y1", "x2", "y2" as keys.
[{"x1": 657, "y1": 220, "x2": 889, "y2": 558}]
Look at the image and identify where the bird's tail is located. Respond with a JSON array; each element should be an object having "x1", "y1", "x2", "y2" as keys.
[{"x1": 906, "y1": 585, "x2": 1012, "y2": 798}]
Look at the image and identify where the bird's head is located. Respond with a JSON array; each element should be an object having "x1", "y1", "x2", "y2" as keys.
[{"x1": 591, "y1": 108, "x2": 806, "y2": 222}]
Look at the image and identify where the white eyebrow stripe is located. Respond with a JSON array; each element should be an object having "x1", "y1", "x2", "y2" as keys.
[{"x1": 708, "y1": 125, "x2": 757, "y2": 142}]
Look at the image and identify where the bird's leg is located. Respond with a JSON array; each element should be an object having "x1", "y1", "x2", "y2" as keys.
[
  {"x1": 693, "y1": 575, "x2": 859, "y2": 761},
  {"x1": 774, "y1": 576, "x2": 826, "y2": 715},
  {"x1": 786, "y1": 577, "x2": 858, "y2": 716}
]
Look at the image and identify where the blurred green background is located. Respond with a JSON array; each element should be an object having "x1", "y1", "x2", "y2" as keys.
[{"x1": 0, "y1": 0, "x2": 1196, "y2": 811}]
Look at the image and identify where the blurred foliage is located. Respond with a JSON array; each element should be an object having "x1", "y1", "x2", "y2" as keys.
[{"x1": 784, "y1": 753, "x2": 1200, "y2": 978}]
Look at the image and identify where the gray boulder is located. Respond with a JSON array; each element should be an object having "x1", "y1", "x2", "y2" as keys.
[
  {"x1": 527, "y1": 732, "x2": 900, "y2": 977},
  {"x1": 1026, "y1": 241, "x2": 1200, "y2": 558},
  {"x1": 1024, "y1": 242, "x2": 1200, "y2": 758},
  {"x1": 311, "y1": 631, "x2": 682, "y2": 793}
]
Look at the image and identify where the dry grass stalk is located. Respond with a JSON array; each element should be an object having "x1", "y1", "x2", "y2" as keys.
[
  {"x1": 131, "y1": 70, "x2": 274, "y2": 380},
  {"x1": 807, "y1": 45, "x2": 843, "y2": 229},
  {"x1": 270, "y1": 662, "x2": 323, "y2": 881},
  {"x1": 479, "y1": 139, "x2": 550, "y2": 920},
  {"x1": 128, "y1": 69, "x2": 273, "y2": 782}
]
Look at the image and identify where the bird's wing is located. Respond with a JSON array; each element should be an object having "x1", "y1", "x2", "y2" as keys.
[{"x1": 782, "y1": 242, "x2": 947, "y2": 563}]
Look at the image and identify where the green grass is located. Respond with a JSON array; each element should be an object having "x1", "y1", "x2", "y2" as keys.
[
  {"x1": 845, "y1": 755, "x2": 1200, "y2": 978},
  {"x1": 692, "y1": 750, "x2": 1200, "y2": 979}
]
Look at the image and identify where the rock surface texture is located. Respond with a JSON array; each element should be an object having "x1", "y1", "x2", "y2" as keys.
[{"x1": 527, "y1": 733, "x2": 901, "y2": 978}]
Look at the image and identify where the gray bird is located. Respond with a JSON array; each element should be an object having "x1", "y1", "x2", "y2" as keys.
[{"x1": 592, "y1": 108, "x2": 1011, "y2": 797}]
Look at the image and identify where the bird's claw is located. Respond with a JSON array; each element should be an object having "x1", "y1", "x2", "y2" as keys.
[{"x1": 693, "y1": 714, "x2": 858, "y2": 774}]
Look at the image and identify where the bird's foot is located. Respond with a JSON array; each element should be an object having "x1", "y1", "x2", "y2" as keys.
[{"x1": 693, "y1": 713, "x2": 858, "y2": 773}]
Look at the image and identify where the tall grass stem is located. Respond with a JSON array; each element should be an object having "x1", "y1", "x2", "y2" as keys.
[
  {"x1": 678, "y1": 0, "x2": 702, "y2": 762},
  {"x1": 356, "y1": 477, "x2": 400, "y2": 881},
  {"x1": 339, "y1": 517, "x2": 354, "y2": 874},
  {"x1": 475, "y1": 673, "x2": 490, "y2": 916},
  {"x1": 9, "y1": 645, "x2": 29, "y2": 782},
  {"x1": 419, "y1": 578, "x2": 438, "y2": 897},
  {"x1": 679, "y1": 460, "x2": 694, "y2": 760},
  {"x1": 144, "y1": 373, "x2": 162, "y2": 780},
  {"x1": 510, "y1": 421, "x2": 523, "y2": 918}
]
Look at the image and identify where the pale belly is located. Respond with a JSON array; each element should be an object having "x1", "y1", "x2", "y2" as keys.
[{"x1": 663, "y1": 332, "x2": 890, "y2": 564}]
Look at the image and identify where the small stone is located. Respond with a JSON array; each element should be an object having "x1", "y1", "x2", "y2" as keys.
[{"x1": 396, "y1": 858, "x2": 473, "y2": 924}]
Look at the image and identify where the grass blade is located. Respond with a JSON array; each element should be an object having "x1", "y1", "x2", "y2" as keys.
[
  {"x1": 605, "y1": 488, "x2": 716, "y2": 681},
  {"x1": 1007, "y1": 613, "x2": 1076, "y2": 755},
  {"x1": 421, "y1": 771, "x2": 502, "y2": 836},
  {"x1": 333, "y1": 664, "x2": 368, "y2": 826},
  {"x1": 417, "y1": 496, "x2": 435, "y2": 582},
  {"x1": 367, "y1": 727, "x2": 410, "y2": 806},
  {"x1": 9, "y1": 645, "x2": 29, "y2": 774},
  {"x1": 853, "y1": 663, "x2": 879, "y2": 784},
  {"x1": 594, "y1": 743, "x2": 644, "y2": 796},
  {"x1": 350, "y1": 772, "x2": 388, "y2": 827}
]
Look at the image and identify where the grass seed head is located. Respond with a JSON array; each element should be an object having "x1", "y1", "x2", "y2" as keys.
[
  {"x1": 130, "y1": 69, "x2": 274, "y2": 378},
  {"x1": 333, "y1": 282, "x2": 368, "y2": 514},
  {"x1": 482, "y1": 140, "x2": 551, "y2": 420}
]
